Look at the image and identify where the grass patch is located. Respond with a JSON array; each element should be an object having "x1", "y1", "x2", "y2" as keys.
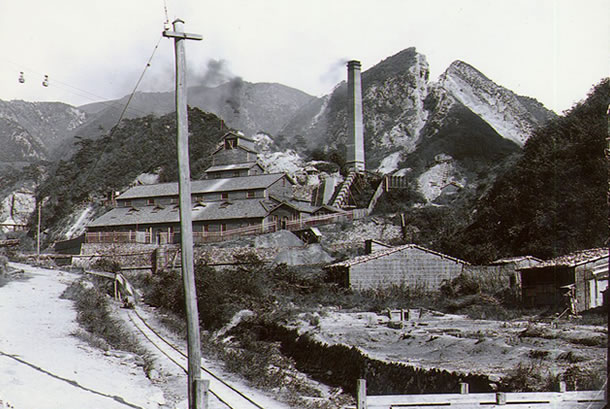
[{"x1": 61, "y1": 279, "x2": 153, "y2": 374}]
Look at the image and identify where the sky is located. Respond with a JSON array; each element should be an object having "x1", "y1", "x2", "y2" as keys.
[{"x1": 0, "y1": 0, "x2": 607, "y2": 114}]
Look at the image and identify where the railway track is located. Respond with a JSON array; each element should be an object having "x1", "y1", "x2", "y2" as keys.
[{"x1": 126, "y1": 309, "x2": 269, "y2": 409}]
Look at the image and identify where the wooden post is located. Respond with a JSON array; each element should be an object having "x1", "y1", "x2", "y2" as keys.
[
  {"x1": 604, "y1": 104, "x2": 610, "y2": 406},
  {"x1": 36, "y1": 202, "x2": 41, "y2": 261},
  {"x1": 606, "y1": 103, "x2": 610, "y2": 404},
  {"x1": 357, "y1": 379, "x2": 367, "y2": 409},
  {"x1": 200, "y1": 379, "x2": 209, "y2": 407},
  {"x1": 496, "y1": 392, "x2": 506, "y2": 405},
  {"x1": 559, "y1": 381, "x2": 566, "y2": 393},
  {"x1": 460, "y1": 382, "x2": 469, "y2": 394},
  {"x1": 164, "y1": 19, "x2": 204, "y2": 409}
]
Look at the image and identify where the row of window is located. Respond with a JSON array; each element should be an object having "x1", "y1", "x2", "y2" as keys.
[{"x1": 119, "y1": 190, "x2": 262, "y2": 207}]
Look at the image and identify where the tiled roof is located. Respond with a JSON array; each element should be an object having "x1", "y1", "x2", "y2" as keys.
[
  {"x1": 117, "y1": 173, "x2": 288, "y2": 200},
  {"x1": 204, "y1": 162, "x2": 260, "y2": 172},
  {"x1": 88, "y1": 199, "x2": 270, "y2": 227},
  {"x1": 219, "y1": 131, "x2": 254, "y2": 142},
  {"x1": 325, "y1": 243, "x2": 469, "y2": 269},
  {"x1": 490, "y1": 256, "x2": 543, "y2": 265},
  {"x1": 519, "y1": 248, "x2": 608, "y2": 270},
  {"x1": 237, "y1": 138, "x2": 258, "y2": 153},
  {"x1": 268, "y1": 198, "x2": 346, "y2": 215}
]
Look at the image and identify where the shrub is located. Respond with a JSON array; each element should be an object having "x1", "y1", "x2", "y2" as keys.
[{"x1": 61, "y1": 278, "x2": 152, "y2": 373}]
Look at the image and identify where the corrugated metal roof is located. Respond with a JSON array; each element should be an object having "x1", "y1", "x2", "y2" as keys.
[
  {"x1": 117, "y1": 173, "x2": 288, "y2": 200},
  {"x1": 325, "y1": 243, "x2": 470, "y2": 269},
  {"x1": 88, "y1": 198, "x2": 270, "y2": 227},
  {"x1": 520, "y1": 248, "x2": 609, "y2": 270}
]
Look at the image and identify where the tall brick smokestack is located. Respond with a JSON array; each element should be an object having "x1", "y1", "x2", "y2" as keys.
[{"x1": 346, "y1": 60, "x2": 365, "y2": 172}]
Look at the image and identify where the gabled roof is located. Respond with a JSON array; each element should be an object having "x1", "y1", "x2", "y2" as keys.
[
  {"x1": 212, "y1": 131, "x2": 258, "y2": 155},
  {"x1": 88, "y1": 198, "x2": 270, "y2": 227},
  {"x1": 204, "y1": 161, "x2": 265, "y2": 173},
  {"x1": 519, "y1": 248, "x2": 608, "y2": 270},
  {"x1": 490, "y1": 256, "x2": 543, "y2": 265},
  {"x1": 117, "y1": 173, "x2": 288, "y2": 200},
  {"x1": 267, "y1": 197, "x2": 345, "y2": 215},
  {"x1": 325, "y1": 244, "x2": 470, "y2": 269},
  {"x1": 218, "y1": 131, "x2": 254, "y2": 143}
]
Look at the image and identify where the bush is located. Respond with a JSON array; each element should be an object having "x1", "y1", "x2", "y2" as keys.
[{"x1": 61, "y1": 279, "x2": 150, "y2": 360}]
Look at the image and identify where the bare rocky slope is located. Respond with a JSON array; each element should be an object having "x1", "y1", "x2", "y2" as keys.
[
  {"x1": 0, "y1": 100, "x2": 88, "y2": 162},
  {"x1": 280, "y1": 47, "x2": 556, "y2": 204}
]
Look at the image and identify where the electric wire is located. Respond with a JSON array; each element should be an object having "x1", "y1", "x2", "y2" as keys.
[
  {"x1": 77, "y1": 35, "x2": 163, "y2": 190},
  {"x1": 0, "y1": 58, "x2": 152, "y2": 118}
]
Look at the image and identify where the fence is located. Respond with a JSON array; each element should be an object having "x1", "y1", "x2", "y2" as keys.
[
  {"x1": 86, "y1": 209, "x2": 369, "y2": 244},
  {"x1": 284, "y1": 209, "x2": 365, "y2": 231},
  {"x1": 351, "y1": 379, "x2": 606, "y2": 409}
]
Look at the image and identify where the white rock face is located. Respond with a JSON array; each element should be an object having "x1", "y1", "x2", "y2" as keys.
[
  {"x1": 376, "y1": 152, "x2": 402, "y2": 175},
  {"x1": 440, "y1": 61, "x2": 542, "y2": 146},
  {"x1": 258, "y1": 149, "x2": 304, "y2": 176},
  {"x1": 61, "y1": 204, "x2": 95, "y2": 240},
  {"x1": 366, "y1": 52, "x2": 430, "y2": 153},
  {"x1": 0, "y1": 190, "x2": 36, "y2": 232},
  {"x1": 135, "y1": 172, "x2": 160, "y2": 185},
  {"x1": 417, "y1": 155, "x2": 464, "y2": 203}
]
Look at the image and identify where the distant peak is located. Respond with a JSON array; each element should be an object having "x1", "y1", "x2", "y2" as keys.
[
  {"x1": 364, "y1": 47, "x2": 428, "y2": 83},
  {"x1": 445, "y1": 60, "x2": 490, "y2": 82}
]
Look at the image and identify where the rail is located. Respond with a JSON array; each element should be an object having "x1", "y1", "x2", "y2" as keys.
[{"x1": 127, "y1": 309, "x2": 269, "y2": 409}]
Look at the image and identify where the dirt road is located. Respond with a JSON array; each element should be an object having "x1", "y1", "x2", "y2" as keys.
[{"x1": 0, "y1": 263, "x2": 164, "y2": 409}]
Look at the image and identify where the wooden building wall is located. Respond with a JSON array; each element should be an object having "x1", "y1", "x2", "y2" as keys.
[{"x1": 347, "y1": 247, "x2": 467, "y2": 291}]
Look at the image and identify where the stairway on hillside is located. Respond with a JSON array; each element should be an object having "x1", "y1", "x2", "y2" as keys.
[{"x1": 332, "y1": 171, "x2": 358, "y2": 208}]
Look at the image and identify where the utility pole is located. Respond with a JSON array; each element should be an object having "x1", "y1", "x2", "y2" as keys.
[
  {"x1": 163, "y1": 19, "x2": 205, "y2": 409},
  {"x1": 605, "y1": 103, "x2": 609, "y2": 405},
  {"x1": 37, "y1": 201, "x2": 41, "y2": 261}
]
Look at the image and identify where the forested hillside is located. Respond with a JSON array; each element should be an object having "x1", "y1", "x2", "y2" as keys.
[
  {"x1": 36, "y1": 108, "x2": 227, "y2": 232},
  {"x1": 443, "y1": 79, "x2": 609, "y2": 263}
]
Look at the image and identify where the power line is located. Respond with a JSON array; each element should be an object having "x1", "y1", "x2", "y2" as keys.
[
  {"x1": 78, "y1": 35, "x2": 164, "y2": 190},
  {"x1": 0, "y1": 58, "x2": 154, "y2": 118}
]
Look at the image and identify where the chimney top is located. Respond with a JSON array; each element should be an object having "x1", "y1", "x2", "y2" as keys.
[{"x1": 347, "y1": 60, "x2": 361, "y2": 69}]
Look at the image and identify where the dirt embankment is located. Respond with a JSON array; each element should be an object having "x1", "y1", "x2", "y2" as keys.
[{"x1": 279, "y1": 309, "x2": 607, "y2": 392}]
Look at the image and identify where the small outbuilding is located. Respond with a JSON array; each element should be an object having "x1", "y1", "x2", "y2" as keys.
[
  {"x1": 519, "y1": 248, "x2": 608, "y2": 313},
  {"x1": 325, "y1": 243, "x2": 469, "y2": 291}
]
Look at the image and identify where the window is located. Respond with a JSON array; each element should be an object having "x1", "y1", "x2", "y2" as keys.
[
  {"x1": 221, "y1": 223, "x2": 226, "y2": 232},
  {"x1": 124, "y1": 200, "x2": 132, "y2": 207},
  {"x1": 204, "y1": 224, "x2": 209, "y2": 232},
  {"x1": 147, "y1": 198, "x2": 155, "y2": 206},
  {"x1": 225, "y1": 138, "x2": 236, "y2": 149},
  {"x1": 221, "y1": 192, "x2": 229, "y2": 200},
  {"x1": 247, "y1": 191, "x2": 255, "y2": 198}
]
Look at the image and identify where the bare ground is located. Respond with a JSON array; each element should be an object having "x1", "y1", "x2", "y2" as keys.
[{"x1": 290, "y1": 308, "x2": 607, "y2": 388}]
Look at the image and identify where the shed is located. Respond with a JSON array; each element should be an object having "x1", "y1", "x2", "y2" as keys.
[
  {"x1": 325, "y1": 244, "x2": 469, "y2": 291},
  {"x1": 518, "y1": 248, "x2": 608, "y2": 313},
  {"x1": 490, "y1": 256, "x2": 543, "y2": 296}
]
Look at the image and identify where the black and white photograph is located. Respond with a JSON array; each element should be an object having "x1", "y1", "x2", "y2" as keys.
[{"x1": 0, "y1": 1, "x2": 607, "y2": 408}]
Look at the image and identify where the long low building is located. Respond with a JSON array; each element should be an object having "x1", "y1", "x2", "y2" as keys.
[
  {"x1": 325, "y1": 243, "x2": 469, "y2": 291},
  {"x1": 86, "y1": 131, "x2": 350, "y2": 244}
]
